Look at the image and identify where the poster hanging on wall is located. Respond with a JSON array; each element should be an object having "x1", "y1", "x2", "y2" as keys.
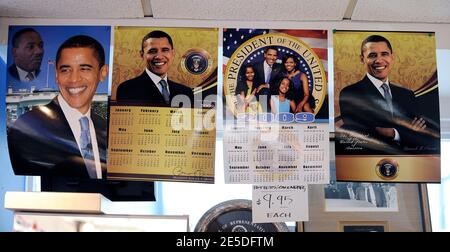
[
  {"x1": 107, "y1": 27, "x2": 218, "y2": 183},
  {"x1": 6, "y1": 25, "x2": 111, "y2": 179},
  {"x1": 334, "y1": 30, "x2": 440, "y2": 182},
  {"x1": 222, "y1": 28, "x2": 330, "y2": 184}
]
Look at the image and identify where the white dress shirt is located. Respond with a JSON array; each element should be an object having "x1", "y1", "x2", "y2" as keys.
[
  {"x1": 145, "y1": 68, "x2": 170, "y2": 95},
  {"x1": 16, "y1": 65, "x2": 36, "y2": 82},
  {"x1": 263, "y1": 61, "x2": 272, "y2": 84},
  {"x1": 367, "y1": 73, "x2": 392, "y2": 99}
]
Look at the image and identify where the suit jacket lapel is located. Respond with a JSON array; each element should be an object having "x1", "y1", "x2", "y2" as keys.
[
  {"x1": 255, "y1": 62, "x2": 265, "y2": 83},
  {"x1": 389, "y1": 84, "x2": 404, "y2": 102},
  {"x1": 362, "y1": 76, "x2": 385, "y2": 100},
  {"x1": 48, "y1": 98, "x2": 80, "y2": 150},
  {"x1": 168, "y1": 80, "x2": 185, "y2": 100},
  {"x1": 8, "y1": 64, "x2": 20, "y2": 80},
  {"x1": 272, "y1": 64, "x2": 280, "y2": 75},
  {"x1": 141, "y1": 72, "x2": 165, "y2": 102}
]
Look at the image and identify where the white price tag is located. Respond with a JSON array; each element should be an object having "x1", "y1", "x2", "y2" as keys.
[{"x1": 252, "y1": 184, "x2": 309, "y2": 223}]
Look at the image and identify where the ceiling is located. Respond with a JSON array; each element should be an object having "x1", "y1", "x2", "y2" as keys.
[{"x1": 0, "y1": 0, "x2": 449, "y2": 23}]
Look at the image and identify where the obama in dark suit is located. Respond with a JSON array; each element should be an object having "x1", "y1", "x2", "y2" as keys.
[
  {"x1": 116, "y1": 30, "x2": 193, "y2": 107},
  {"x1": 8, "y1": 35, "x2": 109, "y2": 178},
  {"x1": 251, "y1": 46, "x2": 283, "y2": 112},
  {"x1": 338, "y1": 35, "x2": 439, "y2": 154},
  {"x1": 8, "y1": 35, "x2": 155, "y2": 200}
]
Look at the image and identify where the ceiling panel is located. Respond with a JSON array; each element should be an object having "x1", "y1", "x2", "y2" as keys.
[
  {"x1": 352, "y1": 0, "x2": 450, "y2": 23},
  {"x1": 0, "y1": 0, "x2": 144, "y2": 19},
  {"x1": 0, "y1": 0, "x2": 449, "y2": 24},
  {"x1": 147, "y1": 0, "x2": 351, "y2": 21}
]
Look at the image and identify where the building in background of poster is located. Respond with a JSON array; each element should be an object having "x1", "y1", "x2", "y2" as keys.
[
  {"x1": 223, "y1": 28, "x2": 329, "y2": 184},
  {"x1": 108, "y1": 27, "x2": 218, "y2": 183},
  {"x1": 334, "y1": 31, "x2": 440, "y2": 182},
  {"x1": 252, "y1": 184, "x2": 308, "y2": 223}
]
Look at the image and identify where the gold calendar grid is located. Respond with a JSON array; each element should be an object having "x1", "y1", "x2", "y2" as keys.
[{"x1": 107, "y1": 106, "x2": 216, "y2": 182}]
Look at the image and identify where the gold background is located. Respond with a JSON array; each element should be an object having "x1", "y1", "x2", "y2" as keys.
[
  {"x1": 112, "y1": 27, "x2": 218, "y2": 99},
  {"x1": 334, "y1": 31, "x2": 437, "y2": 118}
]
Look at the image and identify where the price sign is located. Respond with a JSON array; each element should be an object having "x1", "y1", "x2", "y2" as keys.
[{"x1": 252, "y1": 184, "x2": 309, "y2": 223}]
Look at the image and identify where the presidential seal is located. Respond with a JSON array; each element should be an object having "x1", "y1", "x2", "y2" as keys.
[
  {"x1": 224, "y1": 33, "x2": 327, "y2": 117},
  {"x1": 376, "y1": 159, "x2": 399, "y2": 180},
  {"x1": 181, "y1": 48, "x2": 212, "y2": 75}
]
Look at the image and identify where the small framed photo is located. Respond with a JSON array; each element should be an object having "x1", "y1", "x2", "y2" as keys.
[{"x1": 338, "y1": 221, "x2": 389, "y2": 232}]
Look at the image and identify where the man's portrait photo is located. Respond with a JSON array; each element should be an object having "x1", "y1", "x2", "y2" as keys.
[
  {"x1": 8, "y1": 28, "x2": 44, "y2": 84},
  {"x1": 112, "y1": 27, "x2": 218, "y2": 108},
  {"x1": 334, "y1": 31, "x2": 440, "y2": 182}
]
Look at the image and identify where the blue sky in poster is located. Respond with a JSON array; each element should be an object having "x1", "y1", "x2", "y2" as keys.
[{"x1": 6, "y1": 26, "x2": 111, "y2": 94}]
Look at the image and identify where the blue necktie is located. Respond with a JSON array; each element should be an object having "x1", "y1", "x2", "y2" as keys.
[
  {"x1": 79, "y1": 116, "x2": 97, "y2": 178},
  {"x1": 381, "y1": 83, "x2": 393, "y2": 115},
  {"x1": 266, "y1": 66, "x2": 272, "y2": 83},
  {"x1": 160, "y1": 79, "x2": 170, "y2": 104}
]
